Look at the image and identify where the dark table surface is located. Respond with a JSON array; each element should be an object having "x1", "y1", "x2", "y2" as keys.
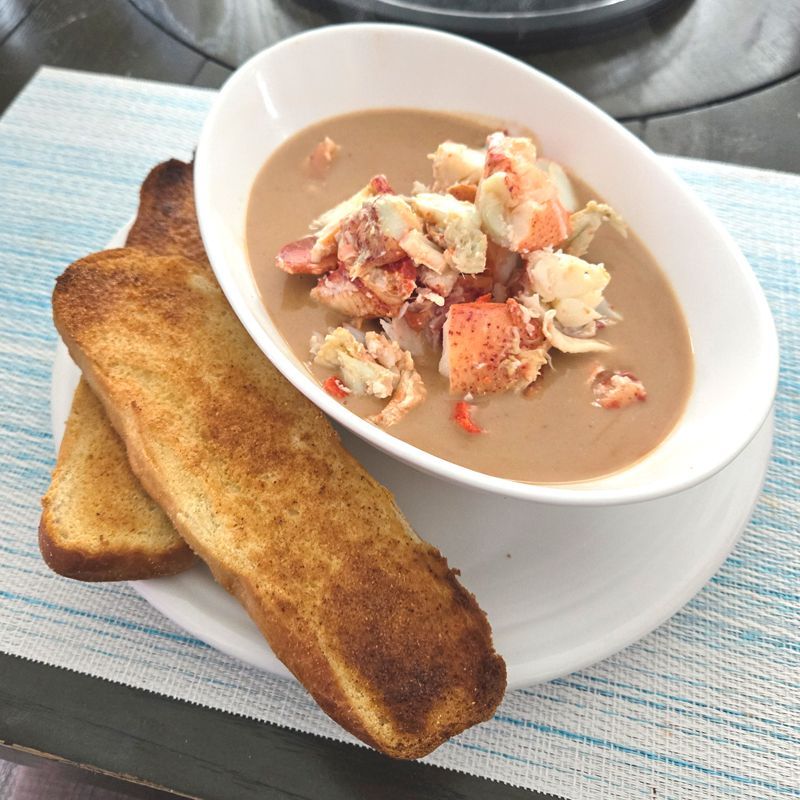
[{"x1": 0, "y1": 1, "x2": 797, "y2": 799}]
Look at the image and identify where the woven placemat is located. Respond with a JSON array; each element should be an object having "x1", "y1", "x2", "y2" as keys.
[{"x1": 0, "y1": 68, "x2": 797, "y2": 799}]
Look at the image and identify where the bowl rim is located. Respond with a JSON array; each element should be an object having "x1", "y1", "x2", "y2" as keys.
[{"x1": 194, "y1": 22, "x2": 779, "y2": 507}]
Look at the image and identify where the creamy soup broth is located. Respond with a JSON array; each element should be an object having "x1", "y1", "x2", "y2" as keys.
[{"x1": 247, "y1": 109, "x2": 693, "y2": 483}]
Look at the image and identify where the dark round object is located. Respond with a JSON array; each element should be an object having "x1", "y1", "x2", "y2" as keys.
[
  {"x1": 128, "y1": 0, "x2": 800, "y2": 118},
  {"x1": 332, "y1": 0, "x2": 680, "y2": 39}
]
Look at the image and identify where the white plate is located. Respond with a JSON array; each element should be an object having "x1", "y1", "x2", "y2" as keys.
[{"x1": 52, "y1": 311, "x2": 773, "y2": 687}]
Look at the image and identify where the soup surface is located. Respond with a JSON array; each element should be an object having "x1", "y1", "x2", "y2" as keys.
[{"x1": 247, "y1": 109, "x2": 693, "y2": 483}]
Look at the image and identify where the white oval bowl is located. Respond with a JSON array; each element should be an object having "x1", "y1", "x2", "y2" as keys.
[{"x1": 195, "y1": 23, "x2": 778, "y2": 507}]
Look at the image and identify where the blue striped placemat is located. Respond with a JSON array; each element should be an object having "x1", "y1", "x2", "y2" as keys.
[{"x1": 0, "y1": 68, "x2": 797, "y2": 799}]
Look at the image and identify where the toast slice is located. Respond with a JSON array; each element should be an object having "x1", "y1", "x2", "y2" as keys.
[
  {"x1": 53, "y1": 248, "x2": 506, "y2": 758},
  {"x1": 39, "y1": 160, "x2": 202, "y2": 580},
  {"x1": 40, "y1": 378, "x2": 195, "y2": 581}
]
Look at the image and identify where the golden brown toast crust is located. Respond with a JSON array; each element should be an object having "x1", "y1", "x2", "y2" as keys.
[
  {"x1": 126, "y1": 159, "x2": 209, "y2": 267},
  {"x1": 52, "y1": 249, "x2": 506, "y2": 758},
  {"x1": 40, "y1": 378, "x2": 194, "y2": 581},
  {"x1": 38, "y1": 160, "x2": 205, "y2": 582}
]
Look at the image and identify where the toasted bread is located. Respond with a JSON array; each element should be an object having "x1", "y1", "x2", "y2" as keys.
[
  {"x1": 126, "y1": 158, "x2": 209, "y2": 267},
  {"x1": 40, "y1": 378, "x2": 195, "y2": 581},
  {"x1": 39, "y1": 160, "x2": 203, "y2": 581},
  {"x1": 53, "y1": 248, "x2": 506, "y2": 758}
]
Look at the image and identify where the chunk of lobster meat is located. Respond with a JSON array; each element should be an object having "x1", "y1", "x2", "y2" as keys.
[
  {"x1": 591, "y1": 368, "x2": 647, "y2": 409},
  {"x1": 440, "y1": 300, "x2": 547, "y2": 395},
  {"x1": 416, "y1": 287, "x2": 446, "y2": 307},
  {"x1": 478, "y1": 173, "x2": 571, "y2": 253},
  {"x1": 362, "y1": 332, "x2": 426, "y2": 427},
  {"x1": 505, "y1": 297, "x2": 546, "y2": 348},
  {"x1": 481, "y1": 133, "x2": 549, "y2": 198},
  {"x1": 525, "y1": 249, "x2": 611, "y2": 329},
  {"x1": 418, "y1": 264, "x2": 459, "y2": 297},
  {"x1": 476, "y1": 132, "x2": 573, "y2": 253},
  {"x1": 447, "y1": 183, "x2": 478, "y2": 203},
  {"x1": 542, "y1": 309, "x2": 611, "y2": 354},
  {"x1": 365, "y1": 330, "x2": 414, "y2": 371},
  {"x1": 304, "y1": 136, "x2": 341, "y2": 179},
  {"x1": 520, "y1": 199, "x2": 572, "y2": 253},
  {"x1": 399, "y1": 229, "x2": 448, "y2": 273},
  {"x1": 369, "y1": 367, "x2": 427, "y2": 427},
  {"x1": 309, "y1": 174, "x2": 394, "y2": 262},
  {"x1": 275, "y1": 235, "x2": 338, "y2": 276},
  {"x1": 536, "y1": 158, "x2": 579, "y2": 213},
  {"x1": 429, "y1": 141, "x2": 485, "y2": 191},
  {"x1": 313, "y1": 327, "x2": 398, "y2": 398},
  {"x1": 402, "y1": 272, "x2": 495, "y2": 349},
  {"x1": 359, "y1": 258, "x2": 418, "y2": 309},
  {"x1": 410, "y1": 192, "x2": 487, "y2": 274},
  {"x1": 453, "y1": 401, "x2": 483, "y2": 434},
  {"x1": 338, "y1": 195, "x2": 421, "y2": 273},
  {"x1": 310, "y1": 266, "x2": 397, "y2": 319},
  {"x1": 322, "y1": 375, "x2": 349, "y2": 399},
  {"x1": 502, "y1": 347, "x2": 550, "y2": 392},
  {"x1": 563, "y1": 201, "x2": 627, "y2": 257},
  {"x1": 312, "y1": 330, "x2": 423, "y2": 427}
]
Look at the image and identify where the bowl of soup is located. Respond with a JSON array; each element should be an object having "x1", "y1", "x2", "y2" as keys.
[{"x1": 194, "y1": 23, "x2": 778, "y2": 506}]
